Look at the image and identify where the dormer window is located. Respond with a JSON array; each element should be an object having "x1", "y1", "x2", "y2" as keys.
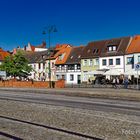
[
  {"x1": 113, "y1": 46, "x2": 117, "y2": 51},
  {"x1": 109, "y1": 47, "x2": 112, "y2": 51},
  {"x1": 93, "y1": 49, "x2": 99, "y2": 54},
  {"x1": 87, "y1": 49, "x2": 91, "y2": 53},
  {"x1": 107, "y1": 45, "x2": 117, "y2": 52},
  {"x1": 96, "y1": 49, "x2": 99, "y2": 53},
  {"x1": 78, "y1": 55, "x2": 81, "y2": 58},
  {"x1": 93, "y1": 49, "x2": 96, "y2": 53},
  {"x1": 42, "y1": 55, "x2": 45, "y2": 59},
  {"x1": 71, "y1": 56, "x2": 73, "y2": 59},
  {"x1": 58, "y1": 53, "x2": 65, "y2": 60}
]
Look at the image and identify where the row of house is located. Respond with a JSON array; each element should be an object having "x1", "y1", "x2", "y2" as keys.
[{"x1": 11, "y1": 35, "x2": 140, "y2": 84}]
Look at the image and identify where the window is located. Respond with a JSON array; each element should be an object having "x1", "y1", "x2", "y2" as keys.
[
  {"x1": 56, "y1": 75, "x2": 59, "y2": 80},
  {"x1": 113, "y1": 46, "x2": 117, "y2": 51},
  {"x1": 59, "y1": 53, "x2": 65, "y2": 60},
  {"x1": 68, "y1": 65, "x2": 74, "y2": 70},
  {"x1": 102, "y1": 59, "x2": 106, "y2": 66},
  {"x1": 107, "y1": 46, "x2": 117, "y2": 52},
  {"x1": 93, "y1": 49, "x2": 99, "y2": 54},
  {"x1": 83, "y1": 60, "x2": 87, "y2": 66},
  {"x1": 89, "y1": 59, "x2": 93, "y2": 66},
  {"x1": 95, "y1": 49, "x2": 99, "y2": 53},
  {"x1": 43, "y1": 63, "x2": 45, "y2": 69},
  {"x1": 116, "y1": 58, "x2": 120, "y2": 65},
  {"x1": 138, "y1": 56, "x2": 140, "y2": 63},
  {"x1": 87, "y1": 49, "x2": 90, "y2": 53},
  {"x1": 95, "y1": 59, "x2": 99, "y2": 65},
  {"x1": 70, "y1": 74, "x2": 74, "y2": 81},
  {"x1": 109, "y1": 59, "x2": 113, "y2": 65},
  {"x1": 78, "y1": 55, "x2": 81, "y2": 58},
  {"x1": 71, "y1": 56, "x2": 73, "y2": 59},
  {"x1": 127, "y1": 57, "x2": 133, "y2": 64},
  {"x1": 62, "y1": 75, "x2": 65, "y2": 80},
  {"x1": 39, "y1": 63, "x2": 41, "y2": 69},
  {"x1": 42, "y1": 55, "x2": 45, "y2": 59},
  {"x1": 109, "y1": 47, "x2": 112, "y2": 51},
  {"x1": 52, "y1": 62, "x2": 55, "y2": 68},
  {"x1": 77, "y1": 64, "x2": 81, "y2": 70},
  {"x1": 93, "y1": 49, "x2": 96, "y2": 53}
]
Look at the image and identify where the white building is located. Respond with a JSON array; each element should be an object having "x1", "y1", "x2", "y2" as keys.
[
  {"x1": 56, "y1": 63, "x2": 81, "y2": 84},
  {"x1": 26, "y1": 51, "x2": 52, "y2": 81},
  {"x1": 64, "y1": 46, "x2": 84, "y2": 84},
  {"x1": 124, "y1": 35, "x2": 140, "y2": 79},
  {"x1": 26, "y1": 42, "x2": 48, "y2": 52},
  {"x1": 54, "y1": 44, "x2": 73, "y2": 83},
  {"x1": 55, "y1": 45, "x2": 84, "y2": 85},
  {"x1": 99, "y1": 36, "x2": 132, "y2": 80},
  {"x1": 100, "y1": 56, "x2": 125, "y2": 79}
]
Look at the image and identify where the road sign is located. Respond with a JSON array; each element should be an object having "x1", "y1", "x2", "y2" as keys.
[
  {"x1": 0, "y1": 71, "x2": 6, "y2": 77},
  {"x1": 135, "y1": 64, "x2": 140, "y2": 71}
]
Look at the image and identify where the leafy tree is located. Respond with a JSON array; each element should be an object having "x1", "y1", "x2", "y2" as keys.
[{"x1": 0, "y1": 51, "x2": 32, "y2": 79}]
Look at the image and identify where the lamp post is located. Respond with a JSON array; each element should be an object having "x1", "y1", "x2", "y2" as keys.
[{"x1": 43, "y1": 25, "x2": 57, "y2": 88}]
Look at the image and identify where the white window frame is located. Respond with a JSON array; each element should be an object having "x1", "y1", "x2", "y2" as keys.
[
  {"x1": 138, "y1": 56, "x2": 140, "y2": 63},
  {"x1": 83, "y1": 60, "x2": 87, "y2": 66},
  {"x1": 95, "y1": 58, "x2": 99, "y2": 65},
  {"x1": 89, "y1": 59, "x2": 93, "y2": 66},
  {"x1": 102, "y1": 59, "x2": 106, "y2": 66},
  {"x1": 116, "y1": 58, "x2": 120, "y2": 65},
  {"x1": 70, "y1": 74, "x2": 74, "y2": 81},
  {"x1": 109, "y1": 59, "x2": 113, "y2": 65}
]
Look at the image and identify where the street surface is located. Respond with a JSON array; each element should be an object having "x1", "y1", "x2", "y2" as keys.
[{"x1": 0, "y1": 88, "x2": 140, "y2": 140}]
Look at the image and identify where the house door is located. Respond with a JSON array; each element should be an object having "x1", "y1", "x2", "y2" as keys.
[{"x1": 77, "y1": 75, "x2": 81, "y2": 84}]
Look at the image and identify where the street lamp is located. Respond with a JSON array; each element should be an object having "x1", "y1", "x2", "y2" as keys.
[{"x1": 42, "y1": 25, "x2": 57, "y2": 88}]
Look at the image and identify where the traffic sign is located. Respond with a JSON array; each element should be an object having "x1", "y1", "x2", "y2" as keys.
[
  {"x1": 135, "y1": 64, "x2": 140, "y2": 71},
  {"x1": 0, "y1": 71, "x2": 6, "y2": 76}
]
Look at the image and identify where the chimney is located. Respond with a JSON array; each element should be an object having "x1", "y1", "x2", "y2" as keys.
[
  {"x1": 42, "y1": 41, "x2": 46, "y2": 48},
  {"x1": 24, "y1": 45, "x2": 27, "y2": 51},
  {"x1": 56, "y1": 44, "x2": 60, "y2": 48}
]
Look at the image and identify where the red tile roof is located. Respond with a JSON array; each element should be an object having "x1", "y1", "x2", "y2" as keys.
[
  {"x1": 66, "y1": 46, "x2": 85, "y2": 64},
  {"x1": 81, "y1": 36, "x2": 131, "y2": 58},
  {"x1": 126, "y1": 35, "x2": 140, "y2": 54},
  {"x1": 52, "y1": 44, "x2": 72, "y2": 65},
  {"x1": 0, "y1": 48, "x2": 10, "y2": 61}
]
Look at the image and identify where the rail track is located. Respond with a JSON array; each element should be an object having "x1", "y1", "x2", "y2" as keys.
[
  {"x1": 0, "y1": 131, "x2": 23, "y2": 140},
  {"x1": 0, "y1": 91, "x2": 140, "y2": 140},
  {"x1": 0, "y1": 115, "x2": 103, "y2": 140}
]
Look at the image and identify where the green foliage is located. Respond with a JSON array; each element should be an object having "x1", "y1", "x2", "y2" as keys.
[{"x1": 0, "y1": 51, "x2": 32, "y2": 78}]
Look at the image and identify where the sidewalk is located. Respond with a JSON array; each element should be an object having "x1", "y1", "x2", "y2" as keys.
[{"x1": 0, "y1": 87, "x2": 140, "y2": 101}]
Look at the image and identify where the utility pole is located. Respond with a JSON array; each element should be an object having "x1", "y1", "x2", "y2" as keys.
[{"x1": 43, "y1": 25, "x2": 57, "y2": 88}]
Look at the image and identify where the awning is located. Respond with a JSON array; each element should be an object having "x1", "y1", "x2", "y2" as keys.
[
  {"x1": 85, "y1": 70, "x2": 105, "y2": 75},
  {"x1": 103, "y1": 69, "x2": 123, "y2": 76},
  {"x1": 124, "y1": 70, "x2": 140, "y2": 76}
]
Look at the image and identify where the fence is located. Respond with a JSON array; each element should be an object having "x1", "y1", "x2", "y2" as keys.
[
  {"x1": 65, "y1": 83, "x2": 140, "y2": 90},
  {"x1": 0, "y1": 79, "x2": 65, "y2": 88}
]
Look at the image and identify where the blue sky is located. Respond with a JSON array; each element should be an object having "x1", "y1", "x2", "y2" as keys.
[{"x1": 0, "y1": 0, "x2": 140, "y2": 50}]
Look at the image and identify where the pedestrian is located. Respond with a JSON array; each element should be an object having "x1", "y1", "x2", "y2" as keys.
[
  {"x1": 88, "y1": 78, "x2": 91, "y2": 84},
  {"x1": 106, "y1": 78, "x2": 109, "y2": 84},
  {"x1": 124, "y1": 77, "x2": 129, "y2": 89},
  {"x1": 116, "y1": 77, "x2": 119, "y2": 89},
  {"x1": 112, "y1": 78, "x2": 117, "y2": 88}
]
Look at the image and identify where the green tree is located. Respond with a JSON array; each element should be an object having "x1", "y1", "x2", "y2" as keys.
[{"x1": 0, "y1": 51, "x2": 32, "y2": 79}]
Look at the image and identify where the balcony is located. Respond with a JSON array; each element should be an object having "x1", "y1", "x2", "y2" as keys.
[{"x1": 56, "y1": 66, "x2": 81, "y2": 72}]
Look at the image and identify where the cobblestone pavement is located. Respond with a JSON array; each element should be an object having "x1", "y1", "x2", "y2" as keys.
[
  {"x1": 0, "y1": 99, "x2": 140, "y2": 140},
  {"x1": 0, "y1": 118, "x2": 83, "y2": 140}
]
